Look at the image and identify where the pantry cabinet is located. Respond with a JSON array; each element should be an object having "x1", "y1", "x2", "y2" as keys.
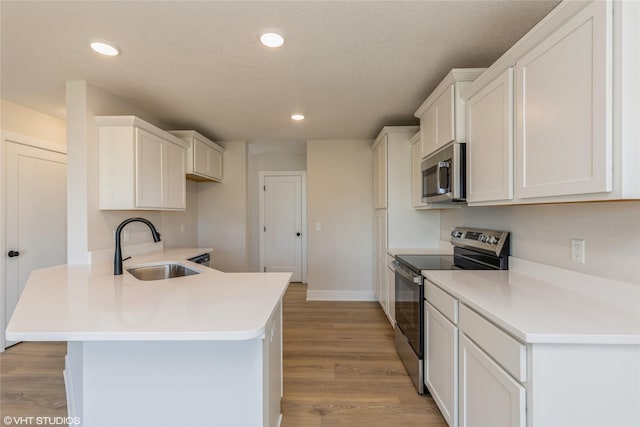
[
  {"x1": 373, "y1": 134, "x2": 388, "y2": 209},
  {"x1": 415, "y1": 69, "x2": 485, "y2": 158},
  {"x1": 373, "y1": 126, "x2": 440, "y2": 327},
  {"x1": 169, "y1": 130, "x2": 224, "y2": 182},
  {"x1": 97, "y1": 116, "x2": 189, "y2": 211}
]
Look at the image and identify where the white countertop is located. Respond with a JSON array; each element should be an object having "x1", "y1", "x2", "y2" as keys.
[
  {"x1": 6, "y1": 248, "x2": 291, "y2": 342},
  {"x1": 423, "y1": 261, "x2": 640, "y2": 345}
]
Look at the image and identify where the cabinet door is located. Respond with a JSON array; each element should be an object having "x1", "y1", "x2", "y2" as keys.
[
  {"x1": 193, "y1": 138, "x2": 211, "y2": 177},
  {"x1": 425, "y1": 302, "x2": 458, "y2": 427},
  {"x1": 135, "y1": 128, "x2": 164, "y2": 208},
  {"x1": 515, "y1": 1, "x2": 611, "y2": 200},
  {"x1": 466, "y1": 68, "x2": 514, "y2": 204},
  {"x1": 386, "y1": 265, "x2": 395, "y2": 326},
  {"x1": 165, "y1": 141, "x2": 186, "y2": 209},
  {"x1": 420, "y1": 106, "x2": 436, "y2": 158},
  {"x1": 209, "y1": 149, "x2": 223, "y2": 181},
  {"x1": 373, "y1": 210, "x2": 387, "y2": 308},
  {"x1": 434, "y1": 85, "x2": 455, "y2": 148},
  {"x1": 459, "y1": 334, "x2": 525, "y2": 427},
  {"x1": 373, "y1": 137, "x2": 388, "y2": 209},
  {"x1": 411, "y1": 138, "x2": 427, "y2": 208}
]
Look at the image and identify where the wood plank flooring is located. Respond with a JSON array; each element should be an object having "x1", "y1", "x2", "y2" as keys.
[
  {"x1": 281, "y1": 283, "x2": 446, "y2": 427},
  {"x1": 0, "y1": 283, "x2": 446, "y2": 426}
]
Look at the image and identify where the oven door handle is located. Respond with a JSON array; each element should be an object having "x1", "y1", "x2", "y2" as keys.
[{"x1": 394, "y1": 263, "x2": 423, "y2": 286}]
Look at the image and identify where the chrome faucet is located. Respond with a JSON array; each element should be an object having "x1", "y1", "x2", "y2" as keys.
[{"x1": 114, "y1": 217, "x2": 161, "y2": 275}]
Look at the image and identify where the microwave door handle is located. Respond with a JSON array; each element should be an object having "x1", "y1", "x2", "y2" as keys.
[{"x1": 437, "y1": 161, "x2": 450, "y2": 194}]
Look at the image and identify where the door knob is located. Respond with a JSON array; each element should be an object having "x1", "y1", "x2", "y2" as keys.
[
  {"x1": 7, "y1": 250, "x2": 20, "y2": 258},
  {"x1": 296, "y1": 232, "x2": 301, "y2": 237}
]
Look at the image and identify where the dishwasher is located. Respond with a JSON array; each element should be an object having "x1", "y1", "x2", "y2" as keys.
[{"x1": 188, "y1": 253, "x2": 211, "y2": 268}]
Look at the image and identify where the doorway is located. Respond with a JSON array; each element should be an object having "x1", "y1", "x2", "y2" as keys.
[
  {"x1": 2, "y1": 133, "x2": 67, "y2": 349},
  {"x1": 259, "y1": 171, "x2": 307, "y2": 282}
]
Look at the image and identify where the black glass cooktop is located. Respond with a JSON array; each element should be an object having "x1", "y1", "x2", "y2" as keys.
[{"x1": 395, "y1": 254, "x2": 456, "y2": 273}]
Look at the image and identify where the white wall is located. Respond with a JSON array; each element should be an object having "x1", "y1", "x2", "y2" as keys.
[
  {"x1": 65, "y1": 81, "x2": 199, "y2": 263},
  {"x1": 440, "y1": 201, "x2": 640, "y2": 285},
  {"x1": 197, "y1": 141, "x2": 249, "y2": 272},
  {"x1": 306, "y1": 139, "x2": 374, "y2": 300},
  {"x1": 1, "y1": 100, "x2": 66, "y2": 145},
  {"x1": 247, "y1": 143, "x2": 307, "y2": 272}
]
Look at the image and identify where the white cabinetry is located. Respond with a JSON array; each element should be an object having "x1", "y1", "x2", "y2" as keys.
[
  {"x1": 515, "y1": 1, "x2": 611, "y2": 200},
  {"x1": 169, "y1": 130, "x2": 224, "y2": 182},
  {"x1": 374, "y1": 209, "x2": 388, "y2": 313},
  {"x1": 465, "y1": 68, "x2": 514, "y2": 204},
  {"x1": 373, "y1": 135, "x2": 388, "y2": 209},
  {"x1": 462, "y1": 0, "x2": 639, "y2": 205},
  {"x1": 415, "y1": 69, "x2": 485, "y2": 158},
  {"x1": 373, "y1": 126, "x2": 440, "y2": 327},
  {"x1": 458, "y1": 304, "x2": 526, "y2": 427},
  {"x1": 424, "y1": 281, "x2": 459, "y2": 427},
  {"x1": 97, "y1": 116, "x2": 188, "y2": 211},
  {"x1": 459, "y1": 334, "x2": 526, "y2": 427},
  {"x1": 409, "y1": 132, "x2": 429, "y2": 209}
]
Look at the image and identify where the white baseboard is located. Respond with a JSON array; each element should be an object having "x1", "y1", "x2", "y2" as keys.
[{"x1": 306, "y1": 289, "x2": 376, "y2": 301}]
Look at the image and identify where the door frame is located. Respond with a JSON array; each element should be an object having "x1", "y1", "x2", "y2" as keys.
[
  {"x1": 0, "y1": 131, "x2": 66, "y2": 351},
  {"x1": 259, "y1": 171, "x2": 307, "y2": 283}
]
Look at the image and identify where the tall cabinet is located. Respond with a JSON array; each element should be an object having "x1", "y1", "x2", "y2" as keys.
[{"x1": 372, "y1": 126, "x2": 440, "y2": 327}]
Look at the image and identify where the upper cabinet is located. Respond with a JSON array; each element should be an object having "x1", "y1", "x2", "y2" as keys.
[
  {"x1": 462, "y1": 0, "x2": 639, "y2": 206},
  {"x1": 414, "y1": 69, "x2": 485, "y2": 159},
  {"x1": 515, "y1": 1, "x2": 611, "y2": 200},
  {"x1": 169, "y1": 130, "x2": 225, "y2": 182},
  {"x1": 96, "y1": 116, "x2": 189, "y2": 211},
  {"x1": 465, "y1": 68, "x2": 514, "y2": 205},
  {"x1": 409, "y1": 132, "x2": 429, "y2": 209}
]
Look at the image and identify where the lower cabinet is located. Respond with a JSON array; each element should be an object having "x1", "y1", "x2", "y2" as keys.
[
  {"x1": 386, "y1": 261, "x2": 395, "y2": 326},
  {"x1": 459, "y1": 333, "x2": 526, "y2": 427},
  {"x1": 425, "y1": 301, "x2": 458, "y2": 427}
]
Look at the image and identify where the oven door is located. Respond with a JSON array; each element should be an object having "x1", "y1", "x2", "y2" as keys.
[{"x1": 394, "y1": 262, "x2": 423, "y2": 358}]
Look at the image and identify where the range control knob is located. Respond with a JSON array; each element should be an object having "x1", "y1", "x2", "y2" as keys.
[
  {"x1": 451, "y1": 230, "x2": 463, "y2": 238},
  {"x1": 488, "y1": 236, "x2": 498, "y2": 244}
]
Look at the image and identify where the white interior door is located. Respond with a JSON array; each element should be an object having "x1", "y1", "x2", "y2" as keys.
[
  {"x1": 4, "y1": 141, "x2": 67, "y2": 348},
  {"x1": 261, "y1": 173, "x2": 304, "y2": 282}
]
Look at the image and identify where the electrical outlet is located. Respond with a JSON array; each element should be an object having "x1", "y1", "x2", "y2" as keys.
[
  {"x1": 571, "y1": 239, "x2": 585, "y2": 264},
  {"x1": 180, "y1": 224, "x2": 185, "y2": 234},
  {"x1": 315, "y1": 222, "x2": 322, "y2": 231},
  {"x1": 123, "y1": 229, "x2": 130, "y2": 243}
]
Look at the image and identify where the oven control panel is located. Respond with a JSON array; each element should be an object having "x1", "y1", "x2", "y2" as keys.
[{"x1": 450, "y1": 227, "x2": 509, "y2": 256}]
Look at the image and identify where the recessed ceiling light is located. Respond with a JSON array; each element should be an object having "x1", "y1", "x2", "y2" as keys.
[
  {"x1": 291, "y1": 114, "x2": 305, "y2": 121},
  {"x1": 259, "y1": 30, "x2": 285, "y2": 48},
  {"x1": 90, "y1": 41, "x2": 119, "y2": 56}
]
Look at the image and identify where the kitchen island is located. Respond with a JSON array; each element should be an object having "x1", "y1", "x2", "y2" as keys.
[{"x1": 6, "y1": 249, "x2": 291, "y2": 427}]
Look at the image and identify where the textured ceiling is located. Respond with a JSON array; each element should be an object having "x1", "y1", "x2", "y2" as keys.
[{"x1": 1, "y1": 0, "x2": 560, "y2": 144}]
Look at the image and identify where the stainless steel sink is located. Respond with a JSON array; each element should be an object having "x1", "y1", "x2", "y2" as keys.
[{"x1": 126, "y1": 263, "x2": 200, "y2": 281}]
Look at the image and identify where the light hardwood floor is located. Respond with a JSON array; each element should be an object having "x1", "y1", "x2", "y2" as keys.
[
  {"x1": 0, "y1": 283, "x2": 446, "y2": 426},
  {"x1": 281, "y1": 284, "x2": 446, "y2": 427}
]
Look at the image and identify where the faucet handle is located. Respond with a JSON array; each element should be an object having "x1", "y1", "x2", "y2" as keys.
[{"x1": 123, "y1": 256, "x2": 132, "y2": 262}]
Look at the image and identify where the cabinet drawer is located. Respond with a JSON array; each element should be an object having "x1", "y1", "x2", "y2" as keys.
[
  {"x1": 425, "y1": 280, "x2": 458, "y2": 324},
  {"x1": 459, "y1": 304, "x2": 526, "y2": 382}
]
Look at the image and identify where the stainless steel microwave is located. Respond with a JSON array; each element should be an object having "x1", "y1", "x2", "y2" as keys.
[{"x1": 421, "y1": 142, "x2": 466, "y2": 203}]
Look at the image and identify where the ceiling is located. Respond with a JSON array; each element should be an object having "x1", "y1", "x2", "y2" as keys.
[{"x1": 1, "y1": 1, "x2": 559, "y2": 144}]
